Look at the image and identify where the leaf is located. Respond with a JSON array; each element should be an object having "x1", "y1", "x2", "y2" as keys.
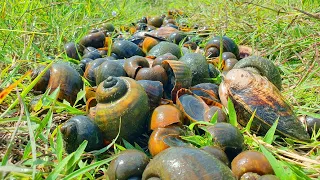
[
  {"x1": 263, "y1": 117, "x2": 279, "y2": 144},
  {"x1": 259, "y1": 145, "x2": 295, "y2": 180},
  {"x1": 180, "y1": 135, "x2": 210, "y2": 147},
  {"x1": 227, "y1": 97, "x2": 238, "y2": 127},
  {"x1": 46, "y1": 152, "x2": 74, "y2": 180},
  {"x1": 0, "y1": 70, "x2": 31, "y2": 104},
  {"x1": 63, "y1": 156, "x2": 116, "y2": 180},
  {"x1": 188, "y1": 121, "x2": 213, "y2": 131},
  {"x1": 242, "y1": 109, "x2": 256, "y2": 133},
  {"x1": 56, "y1": 127, "x2": 64, "y2": 162},
  {"x1": 65, "y1": 141, "x2": 88, "y2": 174},
  {"x1": 282, "y1": 161, "x2": 311, "y2": 180},
  {"x1": 210, "y1": 111, "x2": 218, "y2": 124},
  {"x1": 123, "y1": 139, "x2": 135, "y2": 149},
  {"x1": 73, "y1": 89, "x2": 86, "y2": 107}
]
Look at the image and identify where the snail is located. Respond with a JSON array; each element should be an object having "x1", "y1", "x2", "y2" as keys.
[
  {"x1": 112, "y1": 40, "x2": 145, "y2": 58},
  {"x1": 201, "y1": 145, "x2": 230, "y2": 167},
  {"x1": 64, "y1": 42, "x2": 83, "y2": 60},
  {"x1": 89, "y1": 76, "x2": 150, "y2": 142},
  {"x1": 231, "y1": 150, "x2": 274, "y2": 179},
  {"x1": 168, "y1": 32, "x2": 187, "y2": 45},
  {"x1": 152, "y1": 53, "x2": 178, "y2": 67},
  {"x1": 147, "y1": 16, "x2": 163, "y2": 28},
  {"x1": 142, "y1": 147, "x2": 236, "y2": 180},
  {"x1": 219, "y1": 68, "x2": 310, "y2": 141},
  {"x1": 205, "y1": 122, "x2": 244, "y2": 161},
  {"x1": 142, "y1": 37, "x2": 159, "y2": 53},
  {"x1": 79, "y1": 31, "x2": 106, "y2": 48},
  {"x1": 204, "y1": 36, "x2": 240, "y2": 59},
  {"x1": 150, "y1": 105, "x2": 183, "y2": 130},
  {"x1": 94, "y1": 60, "x2": 127, "y2": 85},
  {"x1": 32, "y1": 62, "x2": 83, "y2": 105},
  {"x1": 179, "y1": 52, "x2": 210, "y2": 85},
  {"x1": 60, "y1": 115, "x2": 104, "y2": 153},
  {"x1": 107, "y1": 149, "x2": 150, "y2": 180},
  {"x1": 305, "y1": 115, "x2": 320, "y2": 135},
  {"x1": 147, "y1": 41, "x2": 182, "y2": 59}
]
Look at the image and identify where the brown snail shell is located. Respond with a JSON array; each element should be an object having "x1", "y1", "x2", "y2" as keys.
[
  {"x1": 84, "y1": 58, "x2": 107, "y2": 86},
  {"x1": 176, "y1": 88, "x2": 210, "y2": 123},
  {"x1": 147, "y1": 16, "x2": 163, "y2": 28},
  {"x1": 205, "y1": 122, "x2": 244, "y2": 161},
  {"x1": 137, "y1": 80, "x2": 163, "y2": 110},
  {"x1": 80, "y1": 31, "x2": 106, "y2": 48},
  {"x1": 135, "y1": 65, "x2": 168, "y2": 86},
  {"x1": 107, "y1": 149, "x2": 150, "y2": 180},
  {"x1": 204, "y1": 106, "x2": 227, "y2": 123},
  {"x1": 124, "y1": 56, "x2": 150, "y2": 79},
  {"x1": 142, "y1": 147, "x2": 236, "y2": 180},
  {"x1": 152, "y1": 53, "x2": 178, "y2": 67},
  {"x1": 220, "y1": 69, "x2": 310, "y2": 141},
  {"x1": 148, "y1": 125, "x2": 187, "y2": 157},
  {"x1": 231, "y1": 150, "x2": 274, "y2": 179},
  {"x1": 148, "y1": 26, "x2": 179, "y2": 39},
  {"x1": 223, "y1": 58, "x2": 238, "y2": 72},
  {"x1": 47, "y1": 62, "x2": 83, "y2": 105},
  {"x1": 150, "y1": 105, "x2": 183, "y2": 130},
  {"x1": 161, "y1": 60, "x2": 192, "y2": 101},
  {"x1": 91, "y1": 76, "x2": 149, "y2": 142},
  {"x1": 142, "y1": 37, "x2": 159, "y2": 53},
  {"x1": 32, "y1": 65, "x2": 50, "y2": 93}
]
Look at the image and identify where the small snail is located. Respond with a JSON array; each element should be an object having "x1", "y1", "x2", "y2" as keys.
[
  {"x1": 231, "y1": 150, "x2": 274, "y2": 179},
  {"x1": 205, "y1": 36, "x2": 240, "y2": 59},
  {"x1": 147, "y1": 41, "x2": 182, "y2": 59},
  {"x1": 107, "y1": 149, "x2": 150, "y2": 180}
]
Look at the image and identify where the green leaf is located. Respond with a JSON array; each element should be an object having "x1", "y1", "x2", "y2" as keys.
[
  {"x1": 180, "y1": 135, "x2": 210, "y2": 147},
  {"x1": 63, "y1": 156, "x2": 116, "y2": 180},
  {"x1": 47, "y1": 153, "x2": 74, "y2": 180},
  {"x1": 56, "y1": 127, "x2": 64, "y2": 162},
  {"x1": 242, "y1": 109, "x2": 256, "y2": 133},
  {"x1": 210, "y1": 111, "x2": 218, "y2": 124},
  {"x1": 259, "y1": 145, "x2": 295, "y2": 180},
  {"x1": 123, "y1": 139, "x2": 135, "y2": 149},
  {"x1": 263, "y1": 117, "x2": 279, "y2": 144},
  {"x1": 188, "y1": 121, "x2": 213, "y2": 131},
  {"x1": 65, "y1": 140, "x2": 88, "y2": 174},
  {"x1": 73, "y1": 89, "x2": 86, "y2": 107},
  {"x1": 282, "y1": 161, "x2": 311, "y2": 180},
  {"x1": 227, "y1": 97, "x2": 238, "y2": 127}
]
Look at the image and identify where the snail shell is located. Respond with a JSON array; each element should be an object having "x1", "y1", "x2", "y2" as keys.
[{"x1": 92, "y1": 76, "x2": 150, "y2": 142}]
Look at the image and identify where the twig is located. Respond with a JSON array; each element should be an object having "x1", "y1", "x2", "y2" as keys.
[{"x1": 293, "y1": 8, "x2": 320, "y2": 20}]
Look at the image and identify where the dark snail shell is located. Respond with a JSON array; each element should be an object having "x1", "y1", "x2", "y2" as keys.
[
  {"x1": 168, "y1": 32, "x2": 187, "y2": 45},
  {"x1": 205, "y1": 122, "x2": 244, "y2": 161},
  {"x1": 160, "y1": 60, "x2": 192, "y2": 101},
  {"x1": 92, "y1": 76, "x2": 149, "y2": 142},
  {"x1": 107, "y1": 149, "x2": 150, "y2": 180},
  {"x1": 231, "y1": 150, "x2": 274, "y2": 179},
  {"x1": 84, "y1": 58, "x2": 107, "y2": 86},
  {"x1": 305, "y1": 115, "x2": 320, "y2": 135},
  {"x1": 233, "y1": 56, "x2": 282, "y2": 90},
  {"x1": 147, "y1": 16, "x2": 163, "y2": 28},
  {"x1": 95, "y1": 60, "x2": 127, "y2": 85},
  {"x1": 220, "y1": 69, "x2": 310, "y2": 141},
  {"x1": 80, "y1": 31, "x2": 106, "y2": 48},
  {"x1": 47, "y1": 62, "x2": 83, "y2": 105},
  {"x1": 112, "y1": 40, "x2": 145, "y2": 59},
  {"x1": 147, "y1": 41, "x2": 182, "y2": 59},
  {"x1": 201, "y1": 145, "x2": 230, "y2": 167},
  {"x1": 137, "y1": 80, "x2": 163, "y2": 110},
  {"x1": 191, "y1": 83, "x2": 220, "y2": 100},
  {"x1": 142, "y1": 147, "x2": 236, "y2": 180},
  {"x1": 150, "y1": 105, "x2": 183, "y2": 130},
  {"x1": 61, "y1": 115, "x2": 104, "y2": 153},
  {"x1": 32, "y1": 65, "x2": 51, "y2": 93},
  {"x1": 135, "y1": 65, "x2": 168, "y2": 86},
  {"x1": 179, "y1": 52, "x2": 210, "y2": 85},
  {"x1": 82, "y1": 50, "x2": 102, "y2": 60},
  {"x1": 223, "y1": 58, "x2": 238, "y2": 72},
  {"x1": 205, "y1": 36, "x2": 240, "y2": 59},
  {"x1": 152, "y1": 53, "x2": 178, "y2": 67},
  {"x1": 79, "y1": 58, "x2": 93, "y2": 72},
  {"x1": 64, "y1": 42, "x2": 83, "y2": 60}
]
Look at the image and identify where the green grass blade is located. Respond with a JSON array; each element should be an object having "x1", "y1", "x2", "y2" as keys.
[
  {"x1": 56, "y1": 127, "x2": 64, "y2": 162},
  {"x1": 263, "y1": 117, "x2": 279, "y2": 144},
  {"x1": 210, "y1": 111, "x2": 218, "y2": 124},
  {"x1": 46, "y1": 152, "x2": 74, "y2": 180},
  {"x1": 227, "y1": 97, "x2": 238, "y2": 127},
  {"x1": 242, "y1": 109, "x2": 256, "y2": 133},
  {"x1": 63, "y1": 156, "x2": 116, "y2": 180},
  {"x1": 65, "y1": 140, "x2": 88, "y2": 174}
]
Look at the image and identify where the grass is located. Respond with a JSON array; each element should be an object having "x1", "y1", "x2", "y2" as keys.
[{"x1": 0, "y1": 0, "x2": 320, "y2": 179}]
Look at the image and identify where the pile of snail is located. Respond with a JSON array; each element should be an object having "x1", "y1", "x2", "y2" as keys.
[{"x1": 30, "y1": 10, "x2": 319, "y2": 180}]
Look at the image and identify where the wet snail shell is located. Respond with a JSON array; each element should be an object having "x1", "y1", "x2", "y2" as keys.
[
  {"x1": 135, "y1": 65, "x2": 168, "y2": 86},
  {"x1": 61, "y1": 115, "x2": 104, "y2": 153},
  {"x1": 142, "y1": 147, "x2": 236, "y2": 180},
  {"x1": 137, "y1": 80, "x2": 164, "y2": 110},
  {"x1": 107, "y1": 149, "x2": 150, "y2": 180},
  {"x1": 92, "y1": 76, "x2": 150, "y2": 142},
  {"x1": 152, "y1": 53, "x2": 178, "y2": 67},
  {"x1": 112, "y1": 40, "x2": 145, "y2": 59},
  {"x1": 147, "y1": 41, "x2": 182, "y2": 59},
  {"x1": 80, "y1": 31, "x2": 106, "y2": 48},
  {"x1": 150, "y1": 104, "x2": 183, "y2": 130},
  {"x1": 32, "y1": 65, "x2": 50, "y2": 93},
  {"x1": 64, "y1": 42, "x2": 83, "y2": 60},
  {"x1": 231, "y1": 150, "x2": 274, "y2": 179},
  {"x1": 147, "y1": 16, "x2": 163, "y2": 28},
  {"x1": 205, "y1": 36, "x2": 240, "y2": 59},
  {"x1": 201, "y1": 145, "x2": 230, "y2": 167},
  {"x1": 124, "y1": 56, "x2": 150, "y2": 79},
  {"x1": 220, "y1": 69, "x2": 310, "y2": 141},
  {"x1": 84, "y1": 58, "x2": 107, "y2": 86},
  {"x1": 94, "y1": 60, "x2": 127, "y2": 85}
]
